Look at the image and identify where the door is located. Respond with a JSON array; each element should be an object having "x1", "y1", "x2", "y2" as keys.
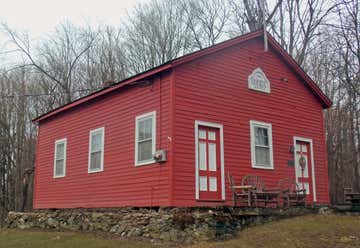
[
  {"x1": 197, "y1": 126, "x2": 222, "y2": 201},
  {"x1": 294, "y1": 140, "x2": 314, "y2": 202}
]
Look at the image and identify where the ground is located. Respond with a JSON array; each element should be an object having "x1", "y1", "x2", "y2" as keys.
[{"x1": 1, "y1": 214, "x2": 359, "y2": 248}]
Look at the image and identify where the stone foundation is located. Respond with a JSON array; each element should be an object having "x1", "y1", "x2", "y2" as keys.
[{"x1": 5, "y1": 207, "x2": 319, "y2": 243}]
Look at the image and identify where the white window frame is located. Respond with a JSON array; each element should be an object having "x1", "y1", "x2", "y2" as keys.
[
  {"x1": 135, "y1": 111, "x2": 156, "y2": 166},
  {"x1": 53, "y1": 138, "x2": 67, "y2": 178},
  {"x1": 88, "y1": 127, "x2": 105, "y2": 173},
  {"x1": 250, "y1": 120, "x2": 274, "y2": 170}
]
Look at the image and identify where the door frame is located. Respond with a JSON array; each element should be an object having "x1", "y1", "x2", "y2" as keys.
[
  {"x1": 293, "y1": 136, "x2": 317, "y2": 202},
  {"x1": 195, "y1": 120, "x2": 225, "y2": 201}
]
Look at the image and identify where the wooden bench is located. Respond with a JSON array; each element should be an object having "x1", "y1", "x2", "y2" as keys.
[
  {"x1": 227, "y1": 173, "x2": 281, "y2": 208},
  {"x1": 242, "y1": 175, "x2": 281, "y2": 208},
  {"x1": 344, "y1": 188, "x2": 360, "y2": 207}
]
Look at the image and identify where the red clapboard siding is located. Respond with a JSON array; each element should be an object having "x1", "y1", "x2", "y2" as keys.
[
  {"x1": 171, "y1": 37, "x2": 329, "y2": 206},
  {"x1": 33, "y1": 72, "x2": 173, "y2": 209},
  {"x1": 33, "y1": 31, "x2": 330, "y2": 209}
]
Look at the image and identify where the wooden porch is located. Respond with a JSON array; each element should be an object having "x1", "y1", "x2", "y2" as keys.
[{"x1": 227, "y1": 173, "x2": 307, "y2": 208}]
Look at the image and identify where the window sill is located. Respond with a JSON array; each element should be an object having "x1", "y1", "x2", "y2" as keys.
[
  {"x1": 53, "y1": 174, "x2": 65, "y2": 179},
  {"x1": 251, "y1": 165, "x2": 274, "y2": 170},
  {"x1": 88, "y1": 168, "x2": 104, "y2": 174},
  {"x1": 135, "y1": 159, "x2": 156, "y2": 167}
]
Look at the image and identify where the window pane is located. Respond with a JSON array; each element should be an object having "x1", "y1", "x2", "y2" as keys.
[
  {"x1": 301, "y1": 145, "x2": 307, "y2": 153},
  {"x1": 300, "y1": 182, "x2": 310, "y2": 195},
  {"x1": 255, "y1": 146, "x2": 270, "y2": 166},
  {"x1": 199, "y1": 130, "x2": 206, "y2": 139},
  {"x1": 56, "y1": 143, "x2": 65, "y2": 160},
  {"x1": 209, "y1": 177, "x2": 217, "y2": 192},
  {"x1": 55, "y1": 159, "x2": 64, "y2": 176},
  {"x1": 138, "y1": 118, "x2": 152, "y2": 140},
  {"x1": 208, "y1": 131, "x2": 216, "y2": 141},
  {"x1": 91, "y1": 132, "x2": 103, "y2": 152},
  {"x1": 199, "y1": 141, "x2": 207, "y2": 170},
  {"x1": 208, "y1": 143, "x2": 217, "y2": 171},
  {"x1": 138, "y1": 140, "x2": 153, "y2": 162},
  {"x1": 90, "y1": 151, "x2": 102, "y2": 170},
  {"x1": 199, "y1": 176, "x2": 207, "y2": 191},
  {"x1": 255, "y1": 127, "x2": 269, "y2": 146}
]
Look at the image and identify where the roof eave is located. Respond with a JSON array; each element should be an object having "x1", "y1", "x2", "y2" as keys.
[
  {"x1": 33, "y1": 29, "x2": 332, "y2": 123},
  {"x1": 32, "y1": 63, "x2": 173, "y2": 123},
  {"x1": 32, "y1": 30, "x2": 265, "y2": 124},
  {"x1": 266, "y1": 35, "x2": 332, "y2": 109}
]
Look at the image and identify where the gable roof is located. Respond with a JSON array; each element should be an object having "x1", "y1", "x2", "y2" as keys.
[{"x1": 33, "y1": 30, "x2": 332, "y2": 123}]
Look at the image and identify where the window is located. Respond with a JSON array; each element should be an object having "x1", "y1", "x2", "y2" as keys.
[
  {"x1": 250, "y1": 121, "x2": 274, "y2": 169},
  {"x1": 88, "y1": 127, "x2": 105, "y2": 173},
  {"x1": 54, "y1": 138, "x2": 67, "y2": 178},
  {"x1": 135, "y1": 111, "x2": 156, "y2": 166}
]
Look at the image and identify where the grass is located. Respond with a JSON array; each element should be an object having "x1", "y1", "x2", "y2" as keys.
[
  {"x1": 190, "y1": 214, "x2": 360, "y2": 248},
  {"x1": 1, "y1": 214, "x2": 360, "y2": 248},
  {"x1": 0, "y1": 229, "x2": 156, "y2": 248}
]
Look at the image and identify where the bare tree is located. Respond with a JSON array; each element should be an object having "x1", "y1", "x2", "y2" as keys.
[
  {"x1": 304, "y1": 0, "x2": 360, "y2": 203},
  {"x1": 229, "y1": 0, "x2": 283, "y2": 33},
  {"x1": 123, "y1": 0, "x2": 192, "y2": 74},
  {"x1": 183, "y1": 0, "x2": 230, "y2": 49},
  {"x1": 77, "y1": 25, "x2": 127, "y2": 92},
  {"x1": 2, "y1": 21, "x2": 98, "y2": 104},
  {"x1": 0, "y1": 67, "x2": 36, "y2": 217},
  {"x1": 334, "y1": 0, "x2": 360, "y2": 194},
  {"x1": 270, "y1": 0, "x2": 339, "y2": 65}
]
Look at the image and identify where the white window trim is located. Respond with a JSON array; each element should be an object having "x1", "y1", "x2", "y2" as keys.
[
  {"x1": 250, "y1": 120, "x2": 274, "y2": 170},
  {"x1": 53, "y1": 138, "x2": 67, "y2": 178},
  {"x1": 194, "y1": 120, "x2": 225, "y2": 201},
  {"x1": 88, "y1": 127, "x2": 105, "y2": 173},
  {"x1": 293, "y1": 136, "x2": 317, "y2": 202},
  {"x1": 135, "y1": 111, "x2": 156, "y2": 166}
]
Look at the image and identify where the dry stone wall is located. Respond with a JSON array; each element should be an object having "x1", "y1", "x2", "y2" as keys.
[{"x1": 5, "y1": 207, "x2": 319, "y2": 243}]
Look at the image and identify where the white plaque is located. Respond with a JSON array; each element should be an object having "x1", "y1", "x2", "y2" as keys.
[{"x1": 248, "y1": 68, "x2": 270, "y2": 93}]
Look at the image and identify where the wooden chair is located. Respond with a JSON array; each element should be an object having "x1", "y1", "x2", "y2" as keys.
[
  {"x1": 242, "y1": 175, "x2": 281, "y2": 208},
  {"x1": 278, "y1": 178, "x2": 306, "y2": 208},
  {"x1": 227, "y1": 172, "x2": 253, "y2": 207}
]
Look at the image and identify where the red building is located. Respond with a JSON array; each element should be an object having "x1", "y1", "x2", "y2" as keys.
[{"x1": 33, "y1": 30, "x2": 332, "y2": 209}]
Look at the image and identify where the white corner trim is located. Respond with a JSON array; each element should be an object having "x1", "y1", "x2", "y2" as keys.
[
  {"x1": 293, "y1": 136, "x2": 317, "y2": 202},
  {"x1": 88, "y1": 127, "x2": 105, "y2": 173},
  {"x1": 194, "y1": 120, "x2": 225, "y2": 201},
  {"x1": 250, "y1": 120, "x2": 274, "y2": 170},
  {"x1": 53, "y1": 138, "x2": 67, "y2": 178},
  {"x1": 135, "y1": 111, "x2": 156, "y2": 166}
]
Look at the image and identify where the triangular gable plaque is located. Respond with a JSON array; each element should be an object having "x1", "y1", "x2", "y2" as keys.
[{"x1": 248, "y1": 68, "x2": 271, "y2": 93}]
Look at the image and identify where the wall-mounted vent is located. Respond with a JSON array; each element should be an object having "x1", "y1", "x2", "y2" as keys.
[{"x1": 153, "y1": 150, "x2": 167, "y2": 163}]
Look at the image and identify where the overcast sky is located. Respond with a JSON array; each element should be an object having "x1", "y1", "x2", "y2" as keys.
[
  {"x1": 0, "y1": 0, "x2": 146, "y2": 66},
  {"x1": 0, "y1": 0, "x2": 143, "y2": 37}
]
